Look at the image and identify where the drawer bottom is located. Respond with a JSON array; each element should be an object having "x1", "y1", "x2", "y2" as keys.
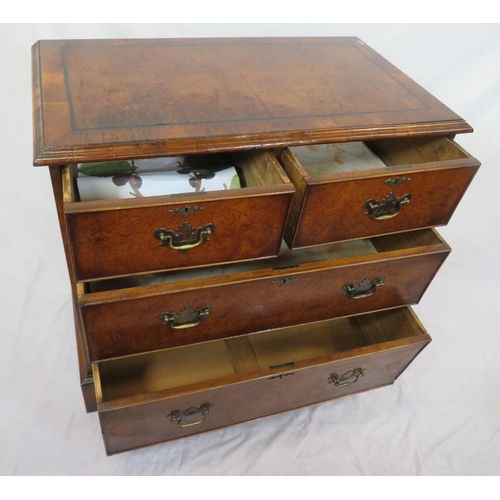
[{"x1": 93, "y1": 307, "x2": 430, "y2": 455}]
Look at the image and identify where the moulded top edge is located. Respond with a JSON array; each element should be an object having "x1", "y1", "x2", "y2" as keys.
[
  {"x1": 32, "y1": 36, "x2": 472, "y2": 166},
  {"x1": 33, "y1": 121, "x2": 473, "y2": 167}
]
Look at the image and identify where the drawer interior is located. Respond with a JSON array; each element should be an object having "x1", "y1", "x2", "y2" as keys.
[
  {"x1": 86, "y1": 228, "x2": 445, "y2": 294},
  {"x1": 62, "y1": 150, "x2": 290, "y2": 204},
  {"x1": 95, "y1": 307, "x2": 426, "y2": 403},
  {"x1": 286, "y1": 136, "x2": 469, "y2": 177},
  {"x1": 368, "y1": 136, "x2": 469, "y2": 167}
]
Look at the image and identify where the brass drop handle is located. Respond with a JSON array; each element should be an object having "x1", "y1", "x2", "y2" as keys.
[
  {"x1": 154, "y1": 222, "x2": 215, "y2": 252},
  {"x1": 159, "y1": 306, "x2": 213, "y2": 329},
  {"x1": 168, "y1": 404, "x2": 213, "y2": 427},
  {"x1": 364, "y1": 192, "x2": 412, "y2": 220},
  {"x1": 168, "y1": 320, "x2": 202, "y2": 330},
  {"x1": 328, "y1": 368, "x2": 365, "y2": 388},
  {"x1": 342, "y1": 277, "x2": 386, "y2": 299}
]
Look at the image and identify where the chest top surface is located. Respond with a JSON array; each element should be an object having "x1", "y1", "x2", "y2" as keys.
[{"x1": 32, "y1": 37, "x2": 471, "y2": 166}]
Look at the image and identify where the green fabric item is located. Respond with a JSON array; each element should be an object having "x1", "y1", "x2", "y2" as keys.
[
  {"x1": 78, "y1": 161, "x2": 134, "y2": 177},
  {"x1": 230, "y1": 173, "x2": 241, "y2": 189}
]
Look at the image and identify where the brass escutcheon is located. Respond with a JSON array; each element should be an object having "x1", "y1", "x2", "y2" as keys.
[
  {"x1": 268, "y1": 373, "x2": 295, "y2": 380},
  {"x1": 384, "y1": 176, "x2": 411, "y2": 188},
  {"x1": 169, "y1": 205, "x2": 205, "y2": 217},
  {"x1": 272, "y1": 276, "x2": 299, "y2": 286}
]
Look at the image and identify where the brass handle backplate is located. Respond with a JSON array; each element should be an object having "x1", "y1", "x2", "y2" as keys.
[
  {"x1": 342, "y1": 277, "x2": 386, "y2": 299},
  {"x1": 159, "y1": 306, "x2": 213, "y2": 329},
  {"x1": 154, "y1": 221, "x2": 215, "y2": 252},
  {"x1": 328, "y1": 368, "x2": 365, "y2": 388},
  {"x1": 364, "y1": 192, "x2": 412, "y2": 220},
  {"x1": 168, "y1": 404, "x2": 213, "y2": 427}
]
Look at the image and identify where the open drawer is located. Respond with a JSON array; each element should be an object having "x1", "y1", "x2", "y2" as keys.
[
  {"x1": 62, "y1": 150, "x2": 295, "y2": 281},
  {"x1": 79, "y1": 228, "x2": 449, "y2": 360},
  {"x1": 280, "y1": 136, "x2": 480, "y2": 248},
  {"x1": 93, "y1": 306, "x2": 431, "y2": 454}
]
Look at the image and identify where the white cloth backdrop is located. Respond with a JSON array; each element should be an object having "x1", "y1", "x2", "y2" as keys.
[{"x1": 1, "y1": 23, "x2": 499, "y2": 476}]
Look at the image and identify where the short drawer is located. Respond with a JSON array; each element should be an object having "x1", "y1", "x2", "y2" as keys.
[
  {"x1": 279, "y1": 136, "x2": 480, "y2": 248},
  {"x1": 62, "y1": 150, "x2": 294, "y2": 281},
  {"x1": 80, "y1": 228, "x2": 449, "y2": 360},
  {"x1": 93, "y1": 307, "x2": 431, "y2": 454}
]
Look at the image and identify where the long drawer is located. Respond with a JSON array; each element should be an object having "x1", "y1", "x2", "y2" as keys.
[
  {"x1": 80, "y1": 228, "x2": 449, "y2": 360},
  {"x1": 62, "y1": 150, "x2": 294, "y2": 281},
  {"x1": 93, "y1": 307, "x2": 431, "y2": 455},
  {"x1": 280, "y1": 136, "x2": 480, "y2": 248}
]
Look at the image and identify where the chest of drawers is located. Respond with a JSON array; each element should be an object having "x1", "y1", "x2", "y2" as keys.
[{"x1": 32, "y1": 37, "x2": 479, "y2": 455}]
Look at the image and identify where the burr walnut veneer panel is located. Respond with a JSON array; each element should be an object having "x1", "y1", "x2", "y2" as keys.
[{"x1": 80, "y1": 229, "x2": 449, "y2": 360}]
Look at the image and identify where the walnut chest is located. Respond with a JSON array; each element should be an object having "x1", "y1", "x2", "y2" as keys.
[{"x1": 32, "y1": 37, "x2": 480, "y2": 455}]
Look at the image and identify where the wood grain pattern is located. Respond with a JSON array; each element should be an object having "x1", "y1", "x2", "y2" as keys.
[
  {"x1": 73, "y1": 295, "x2": 97, "y2": 412},
  {"x1": 67, "y1": 191, "x2": 293, "y2": 281},
  {"x1": 80, "y1": 229, "x2": 449, "y2": 360},
  {"x1": 32, "y1": 37, "x2": 472, "y2": 166},
  {"x1": 93, "y1": 307, "x2": 430, "y2": 454},
  {"x1": 63, "y1": 151, "x2": 294, "y2": 281},
  {"x1": 280, "y1": 137, "x2": 480, "y2": 248},
  {"x1": 33, "y1": 37, "x2": 478, "y2": 445},
  {"x1": 48, "y1": 165, "x2": 96, "y2": 411},
  {"x1": 294, "y1": 166, "x2": 478, "y2": 247}
]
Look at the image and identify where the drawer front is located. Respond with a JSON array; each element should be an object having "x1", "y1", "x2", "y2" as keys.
[
  {"x1": 82, "y1": 250, "x2": 447, "y2": 360},
  {"x1": 66, "y1": 192, "x2": 293, "y2": 281},
  {"x1": 291, "y1": 165, "x2": 478, "y2": 248},
  {"x1": 96, "y1": 333, "x2": 430, "y2": 455}
]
